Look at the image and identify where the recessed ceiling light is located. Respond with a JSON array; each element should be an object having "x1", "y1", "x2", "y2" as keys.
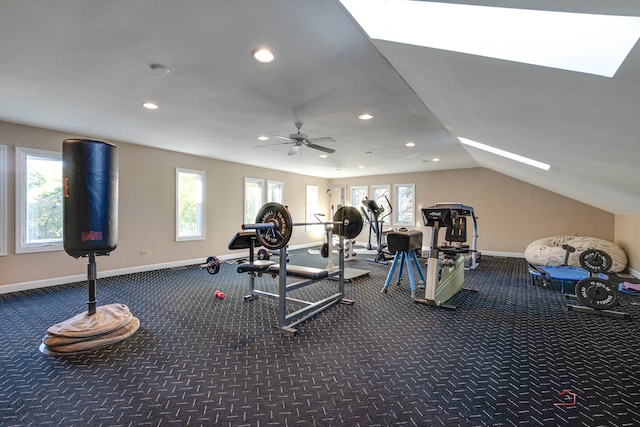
[
  {"x1": 405, "y1": 142, "x2": 415, "y2": 147},
  {"x1": 142, "y1": 102, "x2": 159, "y2": 110},
  {"x1": 150, "y1": 64, "x2": 170, "y2": 75},
  {"x1": 358, "y1": 114, "x2": 374, "y2": 120},
  {"x1": 252, "y1": 48, "x2": 275, "y2": 63},
  {"x1": 459, "y1": 137, "x2": 550, "y2": 170},
  {"x1": 340, "y1": 0, "x2": 640, "y2": 77},
  {"x1": 319, "y1": 154, "x2": 328, "y2": 158},
  {"x1": 432, "y1": 157, "x2": 440, "y2": 162},
  {"x1": 358, "y1": 165, "x2": 365, "y2": 169},
  {"x1": 258, "y1": 136, "x2": 269, "y2": 141}
]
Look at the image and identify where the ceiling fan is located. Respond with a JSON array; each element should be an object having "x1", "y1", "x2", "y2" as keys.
[{"x1": 270, "y1": 121, "x2": 336, "y2": 156}]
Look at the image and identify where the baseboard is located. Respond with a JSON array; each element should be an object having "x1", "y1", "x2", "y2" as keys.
[{"x1": 0, "y1": 242, "x2": 319, "y2": 295}]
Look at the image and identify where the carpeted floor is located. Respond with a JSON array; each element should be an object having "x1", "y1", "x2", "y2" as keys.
[{"x1": 1, "y1": 250, "x2": 640, "y2": 426}]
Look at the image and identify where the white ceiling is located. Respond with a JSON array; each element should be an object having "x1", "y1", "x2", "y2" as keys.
[{"x1": 1, "y1": 0, "x2": 639, "y2": 214}]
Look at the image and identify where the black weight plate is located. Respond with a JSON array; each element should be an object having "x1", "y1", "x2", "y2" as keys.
[
  {"x1": 579, "y1": 249, "x2": 612, "y2": 273},
  {"x1": 257, "y1": 248, "x2": 269, "y2": 260},
  {"x1": 255, "y1": 202, "x2": 293, "y2": 250},
  {"x1": 206, "y1": 256, "x2": 220, "y2": 274},
  {"x1": 575, "y1": 278, "x2": 617, "y2": 310},
  {"x1": 321, "y1": 243, "x2": 329, "y2": 258},
  {"x1": 333, "y1": 206, "x2": 363, "y2": 239}
]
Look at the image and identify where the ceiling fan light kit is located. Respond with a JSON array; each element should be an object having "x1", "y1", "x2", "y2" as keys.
[{"x1": 269, "y1": 121, "x2": 336, "y2": 156}]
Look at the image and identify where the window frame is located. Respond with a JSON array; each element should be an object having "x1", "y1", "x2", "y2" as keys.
[
  {"x1": 244, "y1": 177, "x2": 264, "y2": 224},
  {"x1": 0, "y1": 145, "x2": 6, "y2": 256},
  {"x1": 350, "y1": 185, "x2": 369, "y2": 210},
  {"x1": 393, "y1": 183, "x2": 416, "y2": 227},
  {"x1": 175, "y1": 168, "x2": 206, "y2": 242},
  {"x1": 305, "y1": 184, "x2": 322, "y2": 233},
  {"x1": 267, "y1": 180, "x2": 284, "y2": 204},
  {"x1": 15, "y1": 147, "x2": 64, "y2": 254},
  {"x1": 371, "y1": 184, "x2": 391, "y2": 226}
]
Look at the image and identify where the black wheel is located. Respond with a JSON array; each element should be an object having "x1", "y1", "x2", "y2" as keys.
[{"x1": 575, "y1": 278, "x2": 617, "y2": 310}]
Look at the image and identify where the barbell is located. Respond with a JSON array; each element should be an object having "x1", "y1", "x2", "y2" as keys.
[{"x1": 242, "y1": 202, "x2": 363, "y2": 250}]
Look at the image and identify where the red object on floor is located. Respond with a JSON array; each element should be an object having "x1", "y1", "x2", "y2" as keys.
[{"x1": 554, "y1": 390, "x2": 577, "y2": 407}]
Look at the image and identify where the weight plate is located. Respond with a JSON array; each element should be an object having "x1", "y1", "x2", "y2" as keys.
[
  {"x1": 206, "y1": 256, "x2": 220, "y2": 274},
  {"x1": 333, "y1": 206, "x2": 363, "y2": 239},
  {"x1": 579, "y1": 249, "x2": 612, "y2": 273},
  {"x1": 257, "y1": 248, "x2": 269, "y2": 260},
  {"x1": 255, "y1": 202, "x2": 293, "y2": 250},
  {"x1": 575, "y1": 278, "x2": 618, "y2": 310},
  {"x1": 321, "y1": 243, "x2": 329, "y2": 258}
]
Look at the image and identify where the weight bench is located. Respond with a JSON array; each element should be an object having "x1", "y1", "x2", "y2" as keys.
[
  {"x1": 244, "y1": 249, "x2": 352, "y2": 336},
  {"x1": 227, "y1": 232, "x2": 276, "y2": 300},
  {"x1": 266, "y1": 264, "x2": 328, "y2": 280}
]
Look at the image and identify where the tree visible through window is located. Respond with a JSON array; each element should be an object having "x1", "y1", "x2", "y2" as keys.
[
  {"x1": 16, "y1": 147, "x2": 63, "y2": 253},
  {"x1": 393, "y1": 183, "x2": 415, "y2": 226},
  {"x1": 267, "y1": 180, "x2": 283, "y2": 203},
  {"x1": 371, "y1": 184, "x2": 391, "y2": 225},
  {"x1": 350, "y1": 185, "x2": 368, "y2": 209},
  {"x1": 176, "y1": 168, "x2": 205, "y2": 240},
  {"x1": 244, "y1": 177, "x2": 263, "y2": 224}
]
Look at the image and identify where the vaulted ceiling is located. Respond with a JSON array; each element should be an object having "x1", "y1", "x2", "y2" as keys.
[{"x1": 1, "y1": 1, "x2": 639, "y2": 214}]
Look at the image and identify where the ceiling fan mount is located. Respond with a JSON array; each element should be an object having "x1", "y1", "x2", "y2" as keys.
[{"x1": 269, "y1": 121, "x2": 336, "y2": 156}]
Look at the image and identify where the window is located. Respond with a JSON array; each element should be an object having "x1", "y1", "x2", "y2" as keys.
[
  {"x1": 305, "y1": 185, "x2": 322, "y2": 233},
  {"x1": 371, "y1": 184, "x2": 391, "y2": 225},
  {"x1": 350, "y1": 185, "x2": 368, "y2": 210},
  {"x1": 393, "y1": 183, "x2": 415, "y2": 227},
  {"x1": 176, "y1": 168, "x2": 205, "y2": 241},
  {"x1": 267, "y1": 180, "x2": 284, "y2": 203},
  {"x1": 244, "y1": 177, "x2": 263, "y2": 224},
  {"x1": 339, "y1": 0, "x2": 640, "y2": 78},
  {"x1": 0, "y1": 145, "x2": 6, "y2": 256},
  {"x1": 16, "y1": 147, "x2": 63, "y2": 253}
]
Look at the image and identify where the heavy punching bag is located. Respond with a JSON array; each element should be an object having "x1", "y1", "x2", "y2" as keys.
[
  {"x1": 63, "y1": 139, "x2": 118, "y2": 258},
  {"x1": 40, "y1": 139, "x2": 138, "y2": 356}
]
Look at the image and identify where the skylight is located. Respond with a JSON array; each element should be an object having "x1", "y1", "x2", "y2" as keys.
[
  {"x1": 459, "y1": 137, "x2": 550, "y2": 170},
  {"x1": 339, "y1": 0, "x2": 640, "y2": 77}
]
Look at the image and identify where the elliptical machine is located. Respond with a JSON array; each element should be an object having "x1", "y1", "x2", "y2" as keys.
[
  {"x1": 361, "y1": 196, "x2": 393, "y2": 264},
  {"x1": 414, "y1": 205, "x2": 477, "y2": 310}
]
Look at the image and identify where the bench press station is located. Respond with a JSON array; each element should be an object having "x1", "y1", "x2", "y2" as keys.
[{"x1": 239, "y1": 202, "x2": 363, "y2": 335}]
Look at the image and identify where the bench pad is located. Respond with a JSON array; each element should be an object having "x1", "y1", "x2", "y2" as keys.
[
  {"x1": 237, "y1": 260, "x2": 275, "y2": 274},
  {"x1": 266, "y1": 264, "x2": 328, "y2": 280}
]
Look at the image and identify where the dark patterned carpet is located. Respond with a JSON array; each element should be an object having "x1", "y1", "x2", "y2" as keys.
[{"x1": 1, "y1": 250, "x2": 640, "y2": 426}]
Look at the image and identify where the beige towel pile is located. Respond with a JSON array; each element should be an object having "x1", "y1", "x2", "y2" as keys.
[{"x1": 40, "y1": 303, "x2": 140, "y2": 356}]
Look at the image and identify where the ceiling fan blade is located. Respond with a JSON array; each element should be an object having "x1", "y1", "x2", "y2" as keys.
[
  {"x1": 288, "y1": 145, "x2": 302, "y2": 156},
  {"x1": 306, "y1": 143, "x2": 335, "y2": 154},
  {"x1": 273, "y1": 135, "x2": 294, "y2": 142},
  {"x1": 255, "y1": 142, "x2": 290, "y2": 148},
  {"x1": 306, "y1": 136, "x2": 335, "y2": 143}
]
